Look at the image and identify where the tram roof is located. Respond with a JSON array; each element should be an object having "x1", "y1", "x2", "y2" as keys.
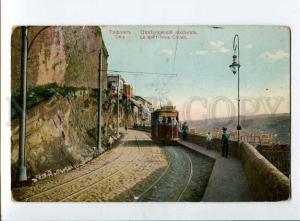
[{"x1": 153, "y1": 105, "x2": 178, "y2": 113}]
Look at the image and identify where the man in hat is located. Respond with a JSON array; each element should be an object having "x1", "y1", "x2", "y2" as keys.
[
  {"x1": 182, "y1": 122, "x2": 189, "y2": 141},
  {"x1": 221, "y1": 127, "x2": 230, "y2": 157}
]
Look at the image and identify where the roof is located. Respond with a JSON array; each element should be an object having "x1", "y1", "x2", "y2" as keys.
[
  {"x1": 153, "y1": 105, "x2": 178, "y2": 113},
  {"x1": 107, "y1": 74, "x2": 125, "y2": 83},
  {"x1": 134, "y1": 96, "x2": 152, "y2": 105},
  {"x1": 129, "y1": 97, "x2": 146, "y2": 110}
]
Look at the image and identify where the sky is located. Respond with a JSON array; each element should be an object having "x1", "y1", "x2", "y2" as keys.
[{"x1": 101, "y1": 26, "x2": 290, "y2": 121}]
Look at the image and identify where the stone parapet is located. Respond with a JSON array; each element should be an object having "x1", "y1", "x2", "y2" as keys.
[{"x1": 183, "y1": 133, "x2": 290, "y2": 201}]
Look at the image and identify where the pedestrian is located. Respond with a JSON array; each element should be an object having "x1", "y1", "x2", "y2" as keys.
[
  {"x1": 171, "y1": 117, "x2": 178, "y2": 126},
  {"x1": 162, "y1": 116, "x2": 167, "y2": 125},
  {"x1": 108, "y1": 136, "x2": 114, "y2": 149},
  {"x1": 206, "y1": 131, "x2": 212, "y2": 150},
  {"x1": 221, "y1": 127, "x2": 230, "y2": 157},
  {"x1": 125, "y1": 124, "x2": 128, "y2": 131},
  {"x1": 167, "y1": 116, "x2": 172, "y2": 125},
  {"x1": 182, "y1": 121, "x2": 189, "y2": 141}
]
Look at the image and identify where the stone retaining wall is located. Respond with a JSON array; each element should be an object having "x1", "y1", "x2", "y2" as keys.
[
  {"x1": 184, "y1": 133, "x2": 290, "y2": 201},
  {"x1": 240, "y1": 142, "x2": 290, "y2": 201},
  {"x1": 256, "y1": 144, "x2": 291, "y2": 177}
]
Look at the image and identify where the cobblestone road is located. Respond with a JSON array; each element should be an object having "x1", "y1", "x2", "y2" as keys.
[{"x1": 12, "y1": 130, "x2": 214, "y2": 202}]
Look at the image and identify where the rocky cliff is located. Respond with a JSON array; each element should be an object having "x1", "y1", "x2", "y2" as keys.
[
  {"x1": 11, "y1": 89, "x2": 98, "y2": 179},
  {"x1": 11, "y1": 26, "x2": 117, "y2": 184},
  {"x1": 11, "y1": 84, "x2": 129, "y2": 184},
  {"x1": 11, "y1": 26, "x2": 108, "y2": 96}
]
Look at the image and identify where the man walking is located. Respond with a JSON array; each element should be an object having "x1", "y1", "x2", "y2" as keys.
[{"x1": 221, "y1": 127, "x2": 230, "y2": 157}]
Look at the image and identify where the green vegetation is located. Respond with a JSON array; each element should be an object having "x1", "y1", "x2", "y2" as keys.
[
  {"x1": 11, "y1": 83, "x2": 86, "y2": 119},
  {"x1": 96, "y1": 26, "x2": 102, "y2": 36}
]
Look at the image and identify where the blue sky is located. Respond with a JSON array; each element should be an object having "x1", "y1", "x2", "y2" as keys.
[{"x1": 101, "y1": 26, "x2": 290, "y2": 120}]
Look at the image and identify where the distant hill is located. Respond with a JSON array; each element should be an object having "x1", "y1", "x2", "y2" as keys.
[{"x1": 188, "y1": 113, "x2": 291, "y2": 144}]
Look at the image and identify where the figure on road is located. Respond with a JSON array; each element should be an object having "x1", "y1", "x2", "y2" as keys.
[
  {"x1": 182, "y1": 122, "x2": 189, "y2": 141},
  {"x1": 206, "y1": 131, "x2": 212, "y2": 150},
  {"x1": 221, "y1": 127, "x2": 230, "y2": 157},
  {"x1": 108, "y1": 136, "x2": 114, "y2": 149}
]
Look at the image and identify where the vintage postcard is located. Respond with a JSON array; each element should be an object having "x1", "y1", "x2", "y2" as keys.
[{"x1": 10, "y1": 25, "x2": 290, "y2": 202}]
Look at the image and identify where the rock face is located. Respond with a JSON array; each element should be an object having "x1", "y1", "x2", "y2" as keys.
[
  {"x1": 11, "y1": 92, "x2": 98, "y2": 180},
  {"x1": 11, "y1": 26, "x2": 108, "y2": 96},
  {"x1": 11, "y1": 26, "x2": 111, "y2": 183}
]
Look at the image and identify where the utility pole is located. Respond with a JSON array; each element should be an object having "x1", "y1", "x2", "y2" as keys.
[
  {"x1": 97, "y1": 49, "x2": 102, "y2": 151},
  {"x1": 117, "y1": 76, "x2": 119, "y2": 137},
  {"x1": 17, "y1": 26, "x2": 28, "y2": 182}
]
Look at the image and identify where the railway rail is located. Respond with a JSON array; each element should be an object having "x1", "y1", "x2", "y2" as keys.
[
  {"x1": 13, "y1": 130, "x2": 214, "y2": 202},
  {"x1": 21, "y1": 150, "x2": 125, "y2": 201},
  {"x1": 135, "y1": 146, "x2": 196, "y2": 202},
  {"x1": 60, "y1": 136, "x2": 142, "y2": 202},
  {"x1": 176, "y1": 151, "x2": 193, "y2": 201},
  {"x1": 17, "y1": 138, "x2": 139, "y2": 202}
]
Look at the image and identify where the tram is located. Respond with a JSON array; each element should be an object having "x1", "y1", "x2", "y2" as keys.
[{"x1": 151, "y1": 105, "x2": 180, "y2": 143}]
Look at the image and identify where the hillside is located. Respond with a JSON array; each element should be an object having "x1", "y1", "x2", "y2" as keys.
[{"x1": 188, "y1": 113, "x2": 291, "y2": 144}]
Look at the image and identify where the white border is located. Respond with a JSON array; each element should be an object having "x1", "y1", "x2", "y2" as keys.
[{"x1": 1, "y1": 0, "x2": 300, "y2": 220}]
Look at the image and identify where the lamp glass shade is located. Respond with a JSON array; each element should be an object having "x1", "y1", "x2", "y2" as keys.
[
  {"x1": 229, "y1": 64, "x2": 238, "y2": 74},
  {"x1": 229, "y1": 55, "x2": 240, "y2": 74}
]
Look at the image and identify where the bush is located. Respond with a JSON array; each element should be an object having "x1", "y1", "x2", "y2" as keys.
[{"x1": 11, "y1": 83, "x2": 84, "y2": 119}]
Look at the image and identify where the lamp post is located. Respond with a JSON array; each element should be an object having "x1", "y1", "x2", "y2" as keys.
[
  {"x1": 229, "y1": 34, "x2": 242, "y2": 144},
  {"x1": 17, "y1": 26, "x2": 29, "y2": 182}
]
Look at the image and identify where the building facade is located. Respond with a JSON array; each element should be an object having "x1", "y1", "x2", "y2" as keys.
[
  {"x1": 107, "y1": 74, "x2": 125, "y2": 95},
  {"x1": 123, "y1": 84, "x2": 134, "y2": 98}
]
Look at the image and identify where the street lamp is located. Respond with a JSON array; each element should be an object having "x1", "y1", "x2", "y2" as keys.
[{"x1": 229, "y1": 34, "x2": 242, "y2": 143}]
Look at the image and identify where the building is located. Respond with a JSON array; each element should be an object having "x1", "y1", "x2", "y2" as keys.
[
  {"x1": 123, "y1": 84, "x2": 134, "y2": 98},
  {"x1": 134, "y1": 96, "x2": 153, "y2": 109},
  {"x1": 107, "y1": 74, "x2": 125, "y2": 95},
  {"x1": 132, "y1": 96, "x2": 153, "y2": 127}
]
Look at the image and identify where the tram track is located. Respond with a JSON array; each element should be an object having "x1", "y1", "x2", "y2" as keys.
[
  {"x1": 135, "y1": 147, "x2": 172, "y2": 201},
  {"x1": 59, "y1": 136, "x2": 143, "y2": 202},
  {"x1": 21, "y1": 150, "x2": 125, "y2": 201},
  {"x1": 20, "y1": 138, "x2": 137, "y2": 202},
  {"x1": 135, "y1": 145, "x2": 194, "y2": 202},
  {"x1": 176, "y1": 151, "x2": 193, "y2": 201},
  {"x1": 13, "y1": 130, "x2": 213, "y2": 202}
]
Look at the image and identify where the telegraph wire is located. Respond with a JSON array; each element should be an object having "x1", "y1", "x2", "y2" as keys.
[
  {"x1": 172, "y1": 26, "x2": 180, "y2": 77},
  {"x1": 104, "y1": 27, "x2": 182, "y2": 77},
  {"x1": 103, "y1": 69, "x2": 177, "y2": 76}
]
